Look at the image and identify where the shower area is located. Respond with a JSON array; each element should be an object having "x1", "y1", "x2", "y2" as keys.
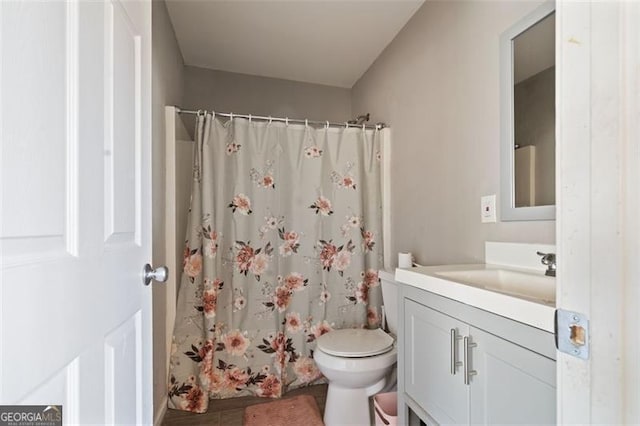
[{"x1": 163, "y1": 106, "x2": 391, "y2": 413}]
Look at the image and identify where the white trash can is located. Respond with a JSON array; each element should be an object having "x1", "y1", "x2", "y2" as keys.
[{"x1": 373, "y1": 392, "x2": 397, "y2": 426}]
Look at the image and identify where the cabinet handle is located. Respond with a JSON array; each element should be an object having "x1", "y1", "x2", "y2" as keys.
[
  {"x1": 450, "y1": 329, "x2": 456, "y2": 374},
  {"x1": 463, "y1": 336, "x2": 478, "y2": 385},
  {"x1": 450, "y1": 329, "x2": 462, "y2": 375}
]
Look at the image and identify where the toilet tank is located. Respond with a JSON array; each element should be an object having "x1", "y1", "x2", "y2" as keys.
[{"x1": 378, "y1": 270, "x2": 398, "y2": 336}]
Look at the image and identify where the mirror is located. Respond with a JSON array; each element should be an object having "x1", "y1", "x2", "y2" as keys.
[{"x1": 500, "y1": 2, "x2": 556, "y2": 221}]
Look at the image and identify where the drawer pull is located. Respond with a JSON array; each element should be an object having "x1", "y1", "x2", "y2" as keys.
[
  {"x1": 463, "y1": 336, "x2": 478, "y2": 385},
  {"x1": 450, "y1": 329, "x2": 462, "y2": 375}
]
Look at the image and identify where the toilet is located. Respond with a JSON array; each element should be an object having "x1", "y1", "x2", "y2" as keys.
[{"x1": 314, "y1": 270, "x2": 398, "y2": 426}]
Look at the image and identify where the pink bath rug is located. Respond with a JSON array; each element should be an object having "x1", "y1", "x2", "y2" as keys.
[{"x1": 243, "y1": 394, "x2": 324, "y2": 426}]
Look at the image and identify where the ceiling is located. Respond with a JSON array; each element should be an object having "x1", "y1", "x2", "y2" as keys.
[{"x1": 165, "y1": 0, "x2": 424, "y2": 88}]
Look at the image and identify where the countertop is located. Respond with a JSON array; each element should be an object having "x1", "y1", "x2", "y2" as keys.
[{"x1": 395, "y1": 264, "x2": 556, "y2": 332}]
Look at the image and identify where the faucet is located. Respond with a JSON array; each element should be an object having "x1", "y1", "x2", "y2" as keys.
[{"x1": 537, "y1": 251, "x2": 556, "y2": 277}]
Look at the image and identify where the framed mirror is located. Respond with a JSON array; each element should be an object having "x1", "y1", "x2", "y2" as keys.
[{"x1": 500, "y1": 2, "x2": 556, "y2": 221}]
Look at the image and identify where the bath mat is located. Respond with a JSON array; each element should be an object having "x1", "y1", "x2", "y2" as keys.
[{"x1": 243, "y1": 394, "x2": 324, "y2": 426}]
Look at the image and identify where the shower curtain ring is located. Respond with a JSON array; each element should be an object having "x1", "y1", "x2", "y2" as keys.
[
  {"x1": 305, "y1": 119, "x2": 308, "y2": 128},
  {"x1": 362, "y1": 123, "x2": 366, "y2": 131},
  {"x1": 326, "y1": 121, "x2": 329, "y2": 129},
  {"x1": 212, "y1": 110, "x2": 215, "y2": 119},
  {"x1": 285, "y1": 117, "x2": 289, "y2": 126},
  {"x1": 345, "y1": 122, "x2": 349, "y2": 129},
  {"x1": 249, "y1": 114, "x2": 252, "y2": 123},
  {"x1": 268, "y1": 116, "x2": 272, "y2": 124},
  {"x1": 229, "y1": 112, "x2": 234, "y2": 121}
]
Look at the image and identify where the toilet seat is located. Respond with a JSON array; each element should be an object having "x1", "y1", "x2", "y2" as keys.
[{"x1": 317, "y1": 328, "x2": 394, "y2": 358}]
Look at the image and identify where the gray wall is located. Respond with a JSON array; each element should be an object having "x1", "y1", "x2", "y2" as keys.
[
  {"x1": 351, "y1": 0, "x2": 555, "y2": 266},
  {"x1": 151, "y1": 0, "x2": 184, "y2": 419},
  {"x1": 183, "y1": 66, "x2": 352, "y2": 125}
]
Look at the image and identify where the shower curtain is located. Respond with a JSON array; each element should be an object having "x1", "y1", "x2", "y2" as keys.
[{"x1": 168, "y1": 114, "x2": 383, "y2": 413}]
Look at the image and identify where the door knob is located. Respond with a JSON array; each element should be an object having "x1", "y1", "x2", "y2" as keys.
[{"x1": 142, "y1": 264, "x2": 168, "y2": 286}]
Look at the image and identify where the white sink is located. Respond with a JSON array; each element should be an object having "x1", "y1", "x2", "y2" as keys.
[
  {"x1": 395, "y1": 264, "x2": 557, "y2": 332},
  {"x1": 435, "y1": 268, "x2": 555, "y2": 305}
]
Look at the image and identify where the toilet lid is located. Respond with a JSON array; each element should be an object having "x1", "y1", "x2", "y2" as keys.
[{"x1": 317, "y1": 328, "x2": 394, "y2": 358}]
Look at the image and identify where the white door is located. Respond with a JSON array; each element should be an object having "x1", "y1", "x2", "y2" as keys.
[
  {"x1": 556, "y1": 0, "x2": 640, "y2": 423},
  {"x1": 1, "y1": 1, "x2": 153, "y2": 424}
]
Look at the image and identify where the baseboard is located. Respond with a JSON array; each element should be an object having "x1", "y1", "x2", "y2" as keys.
[{"x1": 154, "y1": 396, "x2": 168, "y2": 426}]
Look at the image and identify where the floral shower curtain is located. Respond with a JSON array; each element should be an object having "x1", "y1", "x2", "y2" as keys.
[{"x1": 168, "y1": 114, "x2": 384, "y2": 413}]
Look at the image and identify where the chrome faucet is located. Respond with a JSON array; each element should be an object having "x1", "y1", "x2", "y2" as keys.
[{"x1": 537, "y1": 251, "x2": 556, "y2": 277}]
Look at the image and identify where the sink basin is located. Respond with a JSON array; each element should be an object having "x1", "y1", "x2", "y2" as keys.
[
  {"x1": 435, "y1": 268, "x2": 555, "y2": 305},
  {"x1": 395, "y1": 245, "x2": 558, "y2": 332}
]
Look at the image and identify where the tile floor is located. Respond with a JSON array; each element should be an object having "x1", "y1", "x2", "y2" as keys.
[{"x1": 162, "y1": 384, "x2": 328, "y2": 426}]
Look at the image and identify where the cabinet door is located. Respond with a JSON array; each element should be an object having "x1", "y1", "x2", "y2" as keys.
[
  {"x1": 405, "y1": 299, "x2": 470, "y2": 424},
  {"x1": 469, "y1": 327, "x2": 556, "y2": 425}
]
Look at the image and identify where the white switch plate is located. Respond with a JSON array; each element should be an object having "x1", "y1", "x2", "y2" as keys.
[{"x1": 481, "y1": 195, "x2": 497, "y2": 223}]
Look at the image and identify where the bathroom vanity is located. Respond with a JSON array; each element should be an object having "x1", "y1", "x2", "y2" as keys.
[{"x1": 395, "y1": 243, "x2": 557, "y2": 425}]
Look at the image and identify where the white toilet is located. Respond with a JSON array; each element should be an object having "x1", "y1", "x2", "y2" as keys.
[{"x1": 314, "y1": 270, "x2": 398, "y2": 426}]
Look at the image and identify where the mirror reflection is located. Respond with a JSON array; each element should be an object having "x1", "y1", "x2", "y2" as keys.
[{"x1": 512, "y1": 12, "x2": 555, "y2": 208}]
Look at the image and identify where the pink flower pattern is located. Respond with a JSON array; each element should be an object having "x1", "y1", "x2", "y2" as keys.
[
  {"x1": 293, "y1": 356, "x2": 322, "y2": 383},
  {"x1": 256, "y1": 374, "x2": 281, "y2": 398},
  {"x1": 234, "y1": 241, "x2": 273, "y2": 281},
  {"x1": 202, "y1": 287, "x2": 218, "y2": 318},
  {"x1": 226, "y1": 143, "x2": 241, "y2": 155},
  {"x1": 283, "y1": 272, "x2": 308, "y2": 292},
  {"x1": 202, "y1": 226, "x2": 219, "y2": 258},
  {"x1": 362, "y1": 269, "x2": 379, "y2": 288},
  {"x1": 304, "y1": 146, "x2": 323, "y2": 158},
  {"x1": 347, "y1": 269, "x2": 380, "y2": 305},
  {"x1": 367, "y1": 307, "x2": 380, "y2": 327},
  {"x1": 285, "y1": 312, "x2": 302, "y2": 333},
  {"x1": 184, "y1": 252, "x2": 202, "y2": 279},
  {"x1": 361, "y1": 228, "x2": 375, "y2": 252},
  {"x1": 278, "y1": 228, "x2": 300, "y2": 257},
  {"x1": 307, "y1": 320, "x2": 333, "y2": 343},
  {"x1": 316, "y1": 239, "x2": 355, "y2": 276},
  {"x1": 273, "y1": 285, "x2": 293, "y2": 312},
  {"x1": 331, "y1": 169, "x2": 357, "y2": 190},
  {"x1": 168, "y1": 125, "x2": 382, "y2": 413},
  {"x1": 228, "y1": 193, "x2": 252, "y2": 215},
  {"x1": 222, "y1": 330, "x2": 251, "y2": 357},
  {"x1": 309, "y1": 196, "x2": 333, "y2": 216},
  {"x1": 340, "y1": 175, "x2": 356, "y2": 189}
]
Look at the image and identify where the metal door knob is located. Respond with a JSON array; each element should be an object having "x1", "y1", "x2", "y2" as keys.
[{"x1": 142, "y1": 264, "x2": 168, "y2": 286}]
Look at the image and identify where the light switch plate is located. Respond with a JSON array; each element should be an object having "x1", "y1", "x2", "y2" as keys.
[{"x1": 481, "y1": 195, "x2": 497, "y2": 223}]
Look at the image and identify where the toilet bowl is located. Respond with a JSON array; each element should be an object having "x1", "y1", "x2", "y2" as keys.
[
  {"x1": 315, "y1": 328, "x2": 396, "y2": 426},
  {"x1": 314, "y1": 270, "x2": 399, "y2": 426}
]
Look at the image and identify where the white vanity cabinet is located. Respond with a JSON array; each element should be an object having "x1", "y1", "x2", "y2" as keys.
[
  {"x1": 399, "y1": 285, "x2": 556, "y2": 425},
  {"x1": 405, "y1": 299, "x2": 470, "y2": 424},
  {"x1": 469, "y1": 327, "x2": 556, "y2": 424}
]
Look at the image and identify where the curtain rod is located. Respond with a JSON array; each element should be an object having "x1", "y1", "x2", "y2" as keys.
[{"x1": 174, "y1": 106, "x2": 387, "y2": 130}]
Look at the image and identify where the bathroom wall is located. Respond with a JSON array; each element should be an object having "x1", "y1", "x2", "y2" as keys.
[
  {"x1": 182, "y1": 66, "x2": 352, "y2": 126},
  {"x1": 151, "y1": 0, "x2": 184, "y2": 422},
  {"x1": 164, "y1": 110, "x2": 194, "y2": 382},
  {"x1": 351, "y1": 0, "x2": 555, "y2": 266}
]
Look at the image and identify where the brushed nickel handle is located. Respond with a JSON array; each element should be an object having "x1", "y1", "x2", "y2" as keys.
[
  {"x1": 450, "y1": 329, "x2": 456, "y2": 374},
  {"x1": 450, "y1": 328, "x2": 463, "y2": 375},
  {"x1": 463, "y1": 336, "x2": 478, "y2": 385}
]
